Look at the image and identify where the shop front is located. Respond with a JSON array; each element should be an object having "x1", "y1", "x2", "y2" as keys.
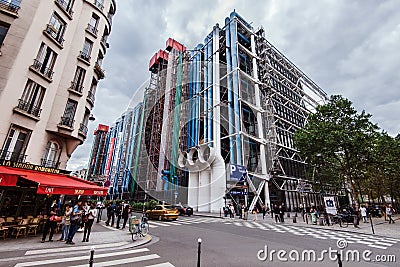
[{"x1": 0, "y1": 161, "x2": 108, "y2": 217}]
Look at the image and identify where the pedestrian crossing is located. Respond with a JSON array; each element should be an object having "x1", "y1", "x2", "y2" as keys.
[
  {"x1": 146, "y1": 217, "x2": 222, "y2": 228},
  {"x1": 5, "y1": 241, "x2": 175, "y2": 267},
  {"x1": 223, "y1": 220, "x2": 400, "y2": 250}
]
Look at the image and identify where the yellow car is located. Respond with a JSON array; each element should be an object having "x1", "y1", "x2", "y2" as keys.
[{"x1": 145, "y1": 204, "x2": 179, "y2": 221}]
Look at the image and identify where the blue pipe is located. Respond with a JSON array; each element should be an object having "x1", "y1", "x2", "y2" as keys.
[
  {"x1": 230, "y1": 11, "x2": 253, "y2": 30},
  {"x1": 229, "y1": 13, "x2": 243, "y2": 165},
  {"x1": 207, "y1": 33, "x2": 213, "y2": 145},
  {"x1": 237, "y1": 31, "x2": 250, "y2": 46},
  {"x1": 225, "y1": 17, "x2": 235, "y2": 164},
  {"x1": 204, "y1": 36, "x2": 209, "y2": 143},
  {"x1": 187, "y1": 54, "x2": 195, "y2": 148}
]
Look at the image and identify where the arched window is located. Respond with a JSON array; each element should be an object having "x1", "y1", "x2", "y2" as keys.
[{"x1": 42, "y1": 141, "x2": 61, "y2": 168}]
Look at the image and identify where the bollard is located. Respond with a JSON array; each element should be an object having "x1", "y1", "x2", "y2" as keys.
[
  {"x1": 337, "y1": 252, "x2": 342, "y2": 267},
  {"x1": 197, "y1": 238, "x2": 202, "y2": 267},
  {"x1": 89, "y1": 247, "x2": 95, "y2": 267},
  {"x1": 369, "y1": 214, "x2": 375, "y2": 234},
  {"x1": 293, "y1": 216, "x2": 297, "y2": 223}
]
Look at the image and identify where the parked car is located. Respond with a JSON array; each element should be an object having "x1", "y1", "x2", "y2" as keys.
[
  {"x1": 369, "y1": 205, "x2": 383, "y2": 218},
  {"x1": 145, "y1": 204, "x2": 179, "y2": 221},
  {"x1": 173, "y1": 204, "x2": 193, "y2": 216}
]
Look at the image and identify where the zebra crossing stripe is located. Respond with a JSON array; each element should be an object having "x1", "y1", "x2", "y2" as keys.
[
  {"x1": 368, "y1": 244, "x2": 389, "y2": 250},
  {"x1": 68, "y1": 254, "x2": 160, "y2": 267},
  {"x1": 161, "y1": 221, "x2": 183, "y2": 226},
  {"x1": 15, "y1": 248, "x2": 150, "y2": 267},
  {"x1": 149, "y1": 221, "x2": 171, "y2": 227},
  {"x1": 25, "y1": 241, "x2": 130, "y2": 255},
  {"x1": 144, "y1": 262, "x2": 175, "y2": 267}
]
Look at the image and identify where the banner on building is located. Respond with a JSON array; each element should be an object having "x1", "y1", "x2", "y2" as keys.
[
  {"x1": 323, "y1": 196, "x2": 337, "y2": 215},
  {"x1": 230, "y1": 164, "x2": 247, "y2": 181}
]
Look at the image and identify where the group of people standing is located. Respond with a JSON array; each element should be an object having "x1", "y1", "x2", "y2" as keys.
[
  {"x1": 105, "y1": 201, "x2": 131, "y2": 229},
  {"x1": 41, "y1": 199, "x2": 97, "y2": 245}
]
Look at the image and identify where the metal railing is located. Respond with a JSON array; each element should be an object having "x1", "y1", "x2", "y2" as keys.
[
  {"x1": 0, "y1": 0, "x2": 20, "y2": 14},
  {"x1": 107, "y1": 13, "x2": 113, "y2": 26},
  {"x1": 31, "y1": 59, "x2": 54, "y2": 79},
  {"x1": 0, "y1": 150, "x2": 26, "y2": 162},
  {"x1": 94, "y1": 0, "x2": 104, "y2": 11},
  {"x1": 40, "y1": 158, "x2": 60, "y2": 168},
  {"x1": 100, "y1": 36, "x2": 109, "y2": 49},
  {"x1": 79, "y1": 51, "x2": 91, "y2": 62},
  {"x1": 45, "y1": 24, "x2": 65, "y2": 45},
  {"x1": 87, "y1": 90, "x2": 95, "y2": 104},
  {"x1": 59, "y1": 116, "x2": 74, "y2": 128},
  {"x1": 94, "y1": 62, "x2": 105, "y2": 78},
  {"x1": 56, "y1": 0, "x2": 74, "y2": 16},
  {"x1": 70, "y1": 81, "x2": 84, "y2": 93},
  {"x1": 16, "y1": 99, "x2": 42, "y2": 117},
  {"x1": 86, "y1": 23, "x2": 98, "y2": 36},
  {"x1": 79, "y1": 123, "x2": 88, "y2": 135}
]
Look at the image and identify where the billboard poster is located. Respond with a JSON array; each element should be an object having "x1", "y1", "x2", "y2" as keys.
[{"x1": 323, "y1": 196, "x2": 337, "y2": 215}]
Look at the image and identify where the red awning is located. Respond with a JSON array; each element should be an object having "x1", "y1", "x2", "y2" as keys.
[{"x1": 0, "y1": 166, "x2": 108, "y2": 196}]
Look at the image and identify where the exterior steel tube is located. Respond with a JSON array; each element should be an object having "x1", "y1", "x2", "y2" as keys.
[
  {"x1": 203, "y1": 37, "x2": 209, "y2": 143},
  {"x1": 225, "y1": 17, "x2": 235, "y2": 164},
  {"x1": 229, "y1": 14, "x2": 243, "y2": 165},
  {"x1": 207, "y1": 33, "x2": 213, "y2": 144},
  {"x1": 187, "y1": 172, "x2": 199, "y2": 210},
  {"x1": 195, "y1": 45, "x2": 202, "y2": 146},
  {"x1": 188, "y1": 54, "x2": 195, "y2": 148}
]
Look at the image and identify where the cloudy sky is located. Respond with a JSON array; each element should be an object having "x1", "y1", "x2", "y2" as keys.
[{"x1": 67, "y1": 0, "x2": 400, "y2": 171}]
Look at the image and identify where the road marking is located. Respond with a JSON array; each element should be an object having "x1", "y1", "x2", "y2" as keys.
[
  {"x1": 161, "y1": 221, "x2": 182, "y2": 226},
  {"x1": 25, "y1": 241, "x2": 130, "y2": 255},
  {"x1": 144, "y1": 262, "x2": 175, "y2": 267},
  {"x1": 68, "y1": 254, "x2": 160, "y2": 267},
  {"x1": 149, "y1": 221, "x2": 171, "y2": 227},
  {"x1": 367, "y1": 244, "x2": 389, "y2": 250},
  {"x1": 15, "y1": 248, "x2": 149, "y2": 266}
]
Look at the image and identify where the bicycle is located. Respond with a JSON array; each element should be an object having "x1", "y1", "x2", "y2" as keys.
[
  {"x1": 331, "y1": 214, "x2": 349, "y2": 228},
  {"x1": 130, "y1": 215, "x2": 149, "y2": 241}
]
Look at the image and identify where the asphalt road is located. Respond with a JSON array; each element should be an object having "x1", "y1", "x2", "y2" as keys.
[{"x1": 0, "y1": 214, "x2": 398, "y2": 267}]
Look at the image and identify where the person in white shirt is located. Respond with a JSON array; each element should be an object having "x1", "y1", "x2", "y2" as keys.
[
  {"x1": 82, "y1": 203, "x2": 97, "y2": 242},
  {"x1": 360, "y1": 206, "x2": 367, "y2": 223}
]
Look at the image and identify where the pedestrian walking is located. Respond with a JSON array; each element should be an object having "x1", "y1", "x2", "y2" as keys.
[
  {"x1": 115, "y1": 202, "x2": 123, "y2": 229},
  {"x1": 252, "y1": 206, "x2": 258, "y2": 221},
  {"x1": 59, "y1": 204, "x2": 71, "y2": 241},
  {"x1": 66, "y1": 199, "x2": 84, "y2": 245},
  {"x1": 238, "y1": 203, "x2": 242, "y2": 219},
  {"x1": 122, "y1": 204, "x2": 131, "y2": 229},
  {"x1": 386, "y1": 205, "x2": 395, "y2": 224},
  {"x1": 229, "y1": 203, "x2": 235, "y2": 219},
  {"x1": 360, "y1": 205, "x2": 368, "y2": 223},
  {"x1": 273, "y1": 205, "x2": 280, "y2": 223},
  {"x1": 105, "y1": 202, "x2": 116, "y2": 226},
  {"x1": 82, "y1": 203, "x2": 97, "y2": 242},
  {"x1": 41, "y1": 206, "x2": 58, "y2": 243},
  {"x1": 261, "y1": 205, "x2": 266, "y2": 220},
  {"x1": 279, "y1": 205, "x2": 285, "y2": 223}
]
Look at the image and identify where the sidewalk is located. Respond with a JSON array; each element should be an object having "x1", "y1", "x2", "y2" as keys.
[
  {"x1": 0, "y1": 220, "x2": 151, "y2": 253},
  {"x1": 194, "y1": 211, "x2": 400, "y2": 239}
]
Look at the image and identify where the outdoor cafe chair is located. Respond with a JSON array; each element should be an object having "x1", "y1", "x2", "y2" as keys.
[
  {"x1": 11, "y1": 219, "x2": 29, "y2": 239},
  {"x1": 0, "y1": 223, "x2": 8, "y2": 240},
  {"x1": 27, "y1": 218, "x2": 40, "y2": 236}
]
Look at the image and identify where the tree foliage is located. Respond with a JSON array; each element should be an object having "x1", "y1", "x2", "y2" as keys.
[{"x1": 293, "y1": 95, "x2": 399, "y2": 206}]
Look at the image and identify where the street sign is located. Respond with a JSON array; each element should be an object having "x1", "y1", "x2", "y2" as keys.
[
  {"x1": 230, "y1": 191, "x2": 248, "y2": 195},
  {"x1": 323, "y1": 196, "x2": 337, "y2": 215},
  {"x1": 230, "y1": 164, "x2": 247, "y2": 181}
]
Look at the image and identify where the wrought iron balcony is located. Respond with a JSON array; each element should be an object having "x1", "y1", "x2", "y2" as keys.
[
  {"x1": 40, "y1": 159, "x2": 60, "y2": 168},
  {"x1": 79, "y1": 123, "x2": 88, "y2": 136},
  {"x1": 87, "y1": 90, "x2": 95, "y2": 105},
  {"x1": 107, "y1": 13, "x2": 113, "y2": 26},
  {"x1": 94, "y1": 0, "x2": 104, "y2": 11},
  {"x1": 0, "y1": 0, "x2": 20, "y2": 14},
  {"x1": 31, "y1": 59, "x2": 54, "y2": 80},
  {"x1": 94, "y1": 62, "x2": 105, "y2": 79},
  {"x1": 45, "y1": 24, "x2": 65, "y2": 45},
  {"x1": 15, "y1": 99, "x2": 42, "y2": 117},
  {"x1": 55, "y1": 0, "x2": 74, "y2": 17},
  {"x1": 79, "y1": 51, "x2": 91, "y2": 62},
  {"x1": 59, "y1": 116, "x2": 74, "y2": 128},
  {"x1": 100, "y1": 36, "x2": 109, "y2": 49},
  {"x1": 69, "y1": 81, "x2": 84, "y2": 93},
  {"x1": 86, "y1": 23, "x2": 98, "y2": 36},
  {"x1": 0, "y1": 150, "x2": 26, "y2": 163}
]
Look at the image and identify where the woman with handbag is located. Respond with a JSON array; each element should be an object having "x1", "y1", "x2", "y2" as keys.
[
  {"x1": 82, "y1": 203, "x2": 97, "y2": 242},
  {"x1": 41, "y1": 206, "x2": 58, "y2": 243},
  {"x1": 66, "y1": 200, "x2": 83, "y2": 245}
]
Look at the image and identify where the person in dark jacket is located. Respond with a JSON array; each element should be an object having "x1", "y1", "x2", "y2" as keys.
[
  {"x1": 121, "y1": 204, "x2": 131, "y2": 229},
  {"x1": 105, "y1": 202, "x2": 116, "y2": 227},
  {"x1": 115, "y1": 202, "x2": 123, "y2": 229},
  {"x1": 274, "y1": 205, "x2": 281, "y2": 223},
  {"x1": 41, "y1": 206, "x2": 58, "y2": 243}
]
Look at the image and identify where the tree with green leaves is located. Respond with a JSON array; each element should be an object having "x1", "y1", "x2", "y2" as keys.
[{"x1": 294, "y1": 95, "x2": 379, "y2": 207}]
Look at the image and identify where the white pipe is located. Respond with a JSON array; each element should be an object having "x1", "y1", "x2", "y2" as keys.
[
  {"x1": 188, "y1": 172, "x2": 199, "y2": 210},
  {"x1": 210, "y1": 153, "x2": 226, "y2": 212}
]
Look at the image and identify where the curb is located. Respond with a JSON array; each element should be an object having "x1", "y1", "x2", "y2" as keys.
[{"x1": 128, "y1": 234, "x2": 152, "y2": 248}]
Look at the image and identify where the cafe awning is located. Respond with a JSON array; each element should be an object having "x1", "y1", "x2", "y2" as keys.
[{"x1": 0, "y1": 166, "x2": 108, "y2": 196}]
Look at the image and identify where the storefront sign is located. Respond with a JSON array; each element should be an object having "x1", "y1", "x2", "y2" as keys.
[
  {"x1": 0, "y1": 160, "x2": 70, "y2": 174},
  {"x1": 323, "y1": 196, "x2": 337, "y2": 215}
]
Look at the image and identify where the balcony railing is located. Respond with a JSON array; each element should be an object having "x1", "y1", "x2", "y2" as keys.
[
  {"x1": 87, "y1": 90, "x2": 95, "y2": 104},
  {"x1": 31, "y1": 59, "x2": 54, "y2": 80},
  {"x1": 59, "y1": 116, "x2": 74, "y2": 128},
  {"x1": 40, "y1": 159, "x2": 60, "y2": 168},
  {"x1": 107, "y1": 13, "x2": 113, "y2": 26},
  {"x1": 94, "y1": 62, "x2": 105, "y2": 79},
  {"x1": 79, "y1": 51, "x2": 91, "y2": 62},
  {"x1": 56, "y1": 0, "x2": 74, "y2": 17},
  {"x1": 86, "y1": 23, "x2": 98, "y2": 36},
  {"x1": 79, "y1": 123, "x2": 88, "y2": 135},
  {"x1": 16, "y1": 99, "x2": 42, "y2": 117},
  {"x1": 0, "y1": 0, "x2": 20, "y2": 14},
  {"x1": 70, "y1": 81, "x2": 84, "y2": 93},
  {"x1": 45, "y1": 24, "x2": 65, "y2": 45},
  {"x1": 100, "y1": 36, "x2": 109, "y2": 49},
  {"x1": 0, "y1": 150, "x2": 26, "y2": 163}
]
